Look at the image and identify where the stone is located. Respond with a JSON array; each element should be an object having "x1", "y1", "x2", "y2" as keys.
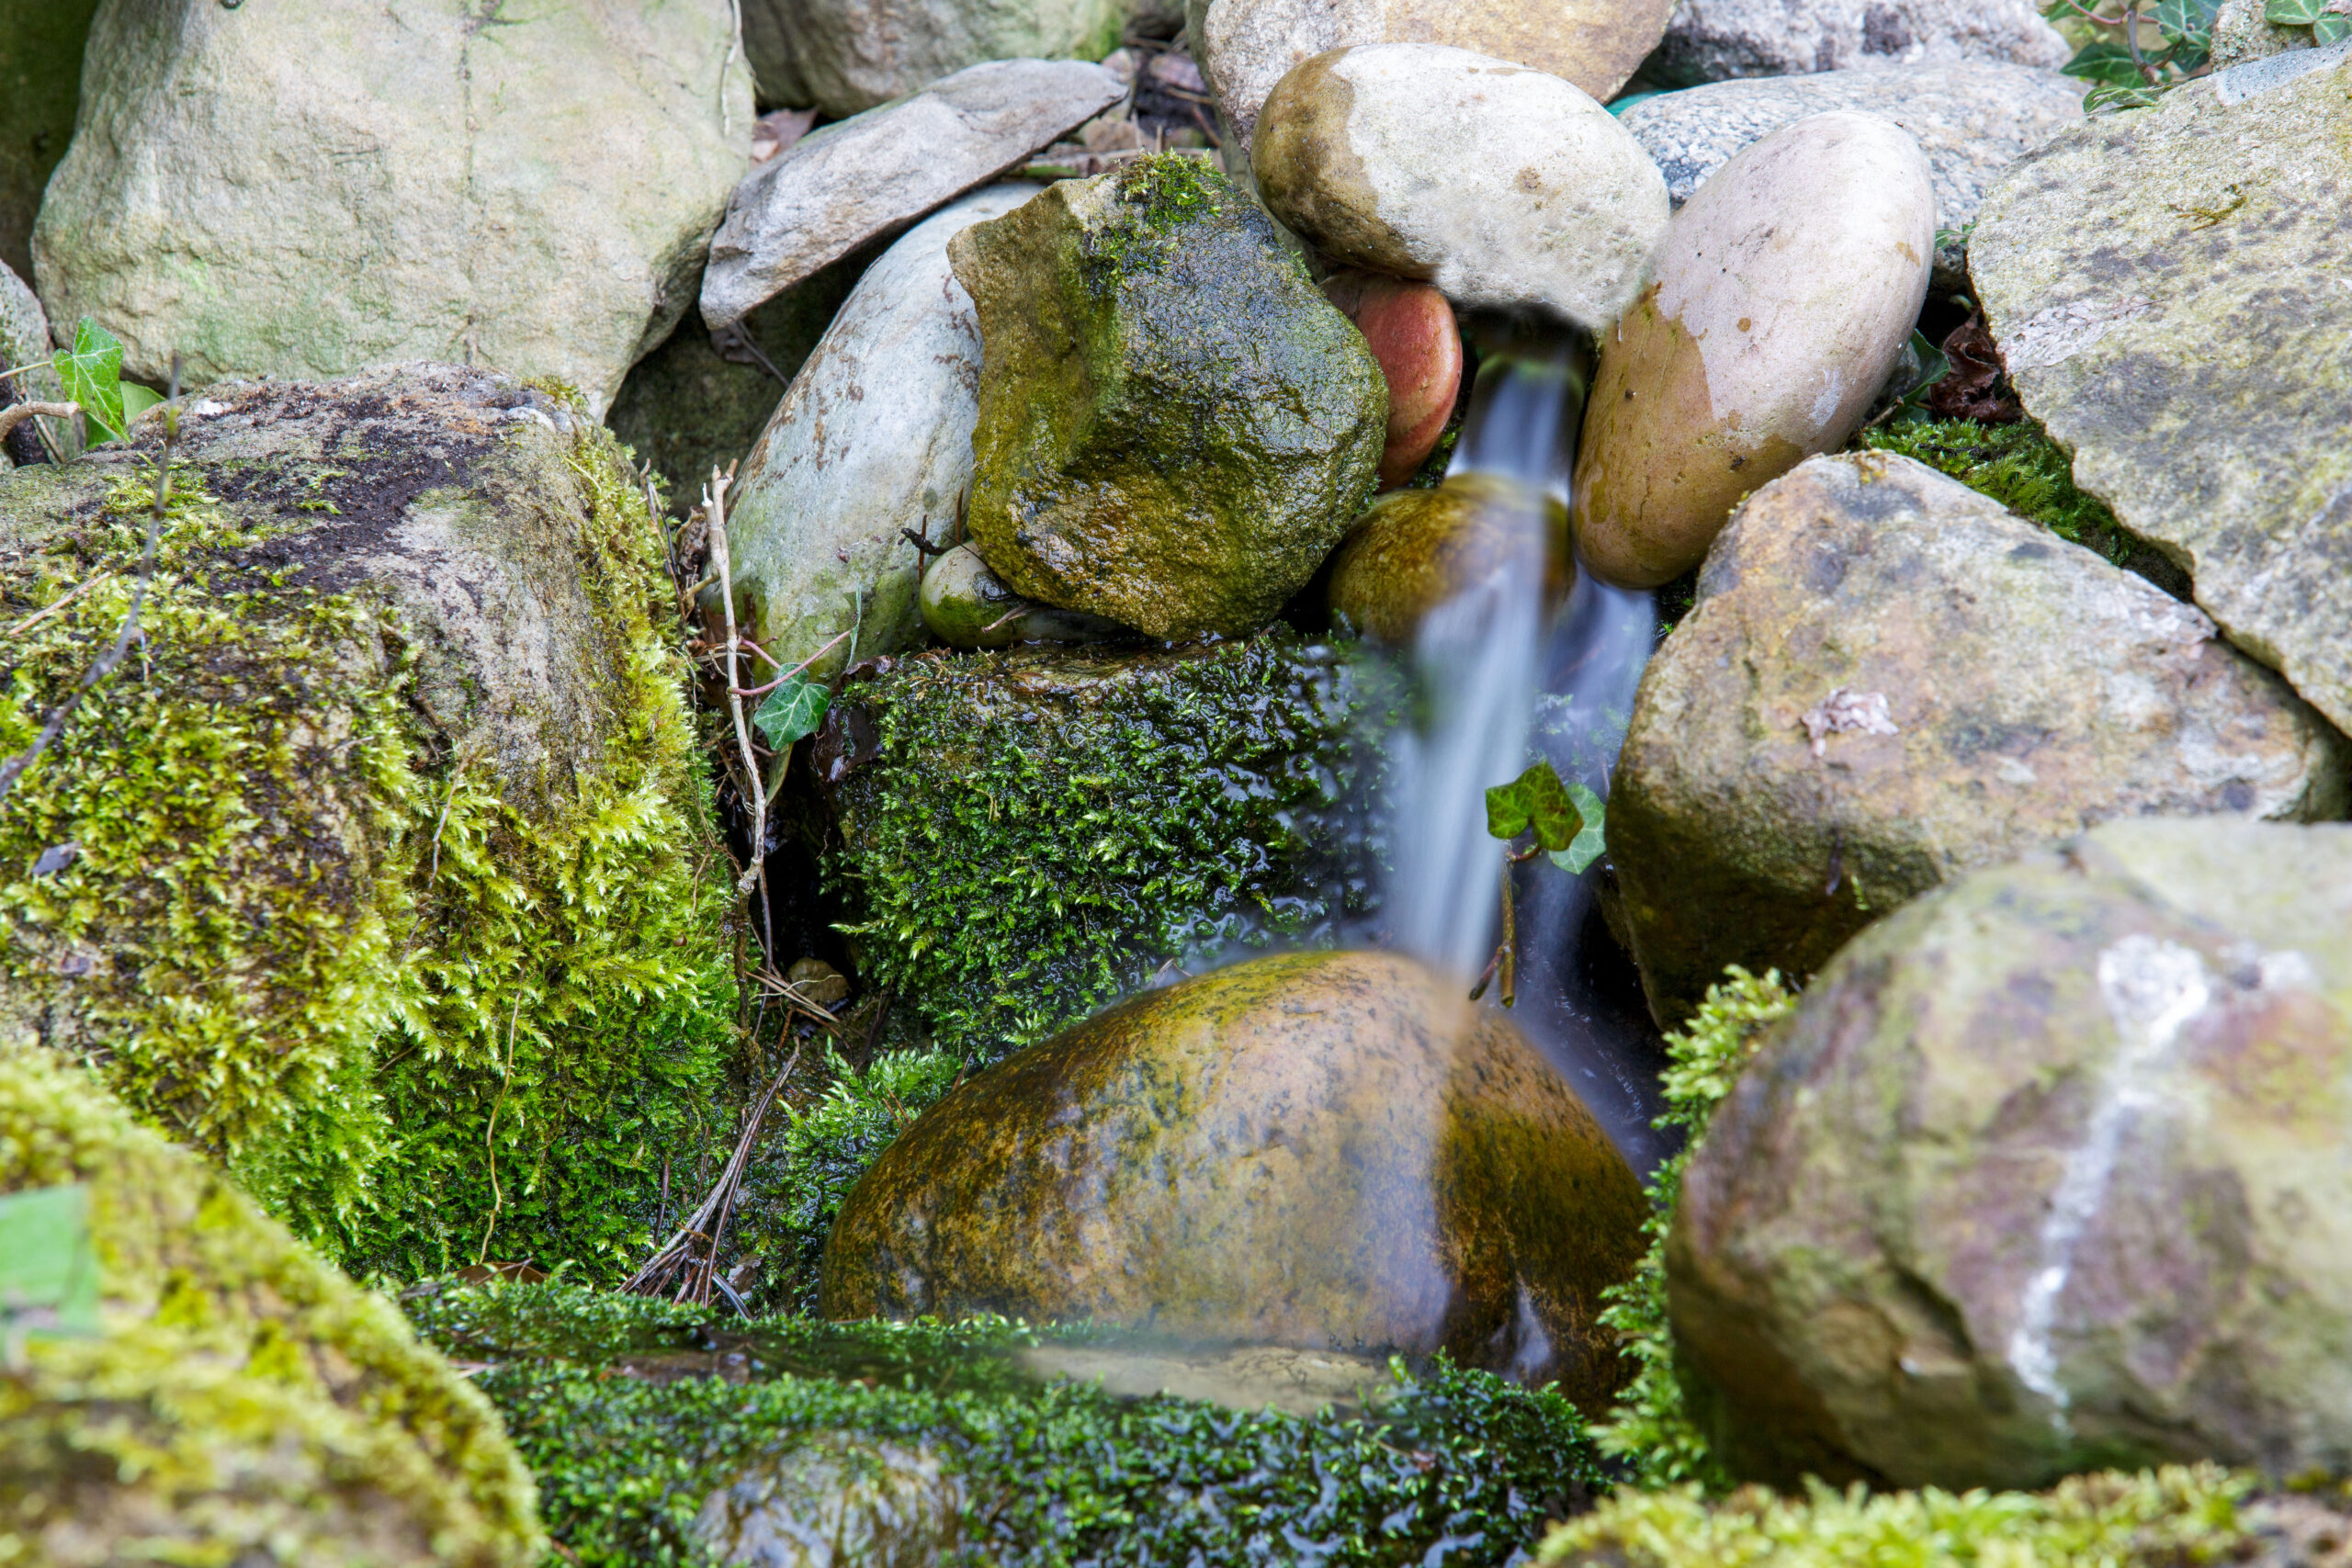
[
  {"x1": 1253, "y1": 44, "x2": 1670, "y2": 331},
  {"x1": 0, "y1": 1045, "x2": 542, "y2": 1566},
  {"x1": 1193, "y1": 0, "x2": 1674, "y2": 162},
  {"x1": 1649, "y1": 0, "x2": 2071, "y2": 87},
  {"x1": 917, "y1": 540, "x2": 1127, "y2": 649},
  {"x1": 1669, "y1": 818, "x2": 2352, "y2": 1488},
  {"x1": 0, "y1": 258, "x2": 68, "y2": 468},
  {"x1": 0, "y1": 0, "x2": 96, "y2": 282},
  {"x1": 740, "y1": 0, "x2": 1127, "y2": 118},
  {"x1": 700, "y1": 60, "x2": 1125, "y2": 333},
  {"x1": 1327, "y1": 474, "x2": 1568, "y2": 645},
  {"x1": 1610, "y1": 453, "x2": 2349, "y2": 1029},
  {"x1": 2211, "y1": 0, "x2": 2315, "y2": 67},
  {"x1": 1614, "y1": 62, "x2": 2086, "y2": 292},
  {"x1": 952, "y1": 157, "x2": 1385, "y2": 639},
  {"x1": 0, "y1": 366, "x2": 740, "y2": 1276},
  {"x1": 30, "y1": 1, "x2": 750, "y2": 420},
  {"x1": 1970, "y1": 52, "x2": 2352, "y2": 737},
  {"x1": 820, "y1": 949, "x2": 1649, "y2": 1408},
  {"x1": 1019, "y1": 1342, "x2": 1398, "y2": 1417},
  {"x1": 1321, "y1": 269, "x2": 1464, "y2": 489},
  {"x1": 694, "y1": 1434, "x2": 967, "y2": 1567},
  {"x1": 721, "y1": 187, "x2": 1036, "y2": 682},
  {"x1": 1572, "y1": 112, "x2": 1933, "y2": 589}
]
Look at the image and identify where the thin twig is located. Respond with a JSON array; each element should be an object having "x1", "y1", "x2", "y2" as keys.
[
  {"x1": 729, "y1": 627, "x2": 852, "y2": 698},
  {"x1": 620, "y1": 1038, "x2": 804, "y2": 1306},
  {"x1": 0, "y1": 402, "x2": 76, "y2": 446},
  {"x1": 5, "y1": 571, "x2": 116, "y2": 639},
  {"x1": 704, "y1": 464, "x2": 766, "y2": 905},
  {"x1": 476, "y1": 988, "x2": 525, "y2": 1266}
]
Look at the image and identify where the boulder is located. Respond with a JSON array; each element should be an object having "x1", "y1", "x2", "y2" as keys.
[
  {"x1": 1610, "y1": 453, "x2": 2348, "y2": 1029},
  {"x1": 0, "y1": 258, "x2": 67, "y2": 468},
  {"x1": 1614, "y1": 62, "x2": 2086, "y2": 291},
  {"x1": 0, "y1": 0, "x2": 96, "y2": 282},
  {"x1": 0, "y1": 1045, "x2": 541, "y2": 1565},
  {"x1": 1327, "y1": 474, "x2": 1569, "y2": 645},
  {"x1": 2211, "y1": 0, "x2": 2315, "y2": 67},
  {"x1": 1650, "y1": 0, "x2": 2070, "y2": 87},
  {"x1": 0, "y1": 366, "x2": 740, "y2": 1278},
  {"x1": 31, "y1": 0, "x2": 751, "y2": 419},
  {"x1": 739, "y1": 0, "x2": 1128, "y2": 118},
  {"x1": 694, "y1": 1435, "x2": 967, "y2": 1566},
  {"x1": 724, "y1": 186, "x2": 1035, "y2": 683},
  {"x1": 700, "y1": 60, "x2": 1125, "y2": 333},
  {"x1": 1194, "y1": 0, "x2": 1673, "y2": 162},
  {"x1": 1321, "y1": 268, "x2": 1464, "y2": 489},
  {"x1": 1670, "y1": 818, "x2": 2352, "y2": 1488},
  {"x1": 917, "y1": 540, "x2": 1126, "y2": 649},
  {"x1": 820, "y1": 950, "x2": 1649, "y2": 1408},
  {"x1": 1573, "y1": 113, "x2": 1933, "y2": 589},
  {"x1": 1253, "y1": 44, "x2": 1669, "y2": 331},
  {"x1": 1970, "y1": 51, "x2": 2352, "y2": 738},
  {"x1": 951, "y1": 156, "x2": 1385, "y2": 639}
]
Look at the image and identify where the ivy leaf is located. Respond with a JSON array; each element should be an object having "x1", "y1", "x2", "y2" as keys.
[
  {"x1": 1485, "y1": 762, "x2": 1582, "y2": 854},
  {"x1": 2061, "y1": 39, "x2": 2146, "y2": 84},
  {"x1": 2155, "y1": 0, "x2": 2219, "y2": 63},
  {"x1": 0, "y1": 1183, "x2": 101, "y2": 1342},
  {"x1": 1550, "y1": 783, "x2": 1609, "y2": 876},
  {"x1": 753, "y1": 674, "x2": 831, "y2": 750},
  {"x1": 120, "y1": 381, "x2": 163, "y2": 429},
  {"x1": 2265, "y1": 0, "x2": 2325, "y2": 21},
  {"x1": 51, "y1": 317, "x2": 126, "y2": 445},
  {"x1": 2315, "y1": 8, "x2": 2350, "y2": 41}
]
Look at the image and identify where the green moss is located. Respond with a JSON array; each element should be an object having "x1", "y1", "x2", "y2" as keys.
[
  {"x1": 826, "y1": 636, "x2": 1393, "y2": 1061},
  {"x1": 408, "y1": 1280, "x2": 1609, "y2": 1568},
  {"x1": 1078, "y1": 152, "x2": 1238, "y2": 286},
  {"x1": 1593, "y1": 967, "x2": 1795, "y2": 1490},
  {"x1": 1854, "y1": 419, "x2": 2122, "y2": 559}
]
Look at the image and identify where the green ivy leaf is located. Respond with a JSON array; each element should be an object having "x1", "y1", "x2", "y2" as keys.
[
  {"x1": 753, "y1": 674, "x2": 831, "y2": 750},
  {"x1": 2315, "y1": 9, "x2": 2350, "y2": 41},
  {"x1": 2061, "y1": 39, "x2": 2147, "y2": 83},
  {"x1": 1548, "y1": 783, "x2": 1608, "y2": 876},
  {"x1": 1485, "y1": 762, "x2": 1583, "y2": 854},
  {"x1": 51, "y1": 317, "x2": 126, "y2": 445},
  {"x1": 2155, "y1": 0, "x2": 2219, "y2": 63},
  {"x1": 0, "y1": 1183, "x2": 101, "y2": 1344},
  {"x1": 120, "y1": 381, "x2": 163, "y2": 429},
  {"x1": 2265, "y1": 0, "x2": 2326, "y2": 22}
]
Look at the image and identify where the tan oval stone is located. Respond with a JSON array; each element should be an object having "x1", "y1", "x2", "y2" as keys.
[
  {"x1": 1572, "y1": 111, "x2": 1934, "y2": 589},
  {"x1": 1328, "y1": 474, "x2": 1570, "y2": 644},
  {"x1": 819, "y1": 949, "x2": 1648, "y2": 1408}
]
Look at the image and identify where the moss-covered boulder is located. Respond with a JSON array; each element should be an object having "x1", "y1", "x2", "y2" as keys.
[
  {"x1": 0, "y1": 1045, "x2": 542, "y2": 1566},
  {"x1": 821, "y1": 950, "x2": 1650, "y2": 1409},
  {"x1": 1328, "y1": 473, "x2": 1570, "y2": 646},
  {"x1": 0, "y1": 366, "x2": 739, "y2": 1280},
  {"x1": 951, "y1": 155, "x2": 1387, "y2": 639},
  {"x1": 818, "y1": 634, "x2": 1389, "y2": 1059},
  {"x1": 408, "y1": 1280, "x2": 1608, "y2": 1567}
]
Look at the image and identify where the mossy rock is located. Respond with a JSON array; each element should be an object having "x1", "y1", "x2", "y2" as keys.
[
  {"x1": 1328, "y1": 473, "x2": 1571, "y2": 646},
  {"x1": 0, "y1": 1044, "x2": 543, "y2": 1566},
  {"x1": 820, "y1": 633, "x2": 1393, "y2": 1061},
  {"x1": 0, "y1": 365, "x2": 741, "y2": 1280},
  {"x1": 407, "y1": 1279, "x2": 1610, "y2": 1567}
]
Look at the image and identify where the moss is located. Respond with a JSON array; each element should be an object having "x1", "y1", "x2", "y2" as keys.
[
  {"x1": 1077, "y1": 152, "x2": 1238, "y2": 286},
  {"x1": 0, "y1": 1043, "x2": 543, "y2": 1565},
  {"x1": 408, "y1": 1280, "x2": 1610, "y2": 1568},
  {"x1": 825, "y1": 635, "x2": 1394, "y2": 1061},
  {"x1": 1593, "y1": 967, "x2": 1795, "y2": 1491},
  {"x1": 0, "y1": 380, "x2": 741, "y2": 1282}
]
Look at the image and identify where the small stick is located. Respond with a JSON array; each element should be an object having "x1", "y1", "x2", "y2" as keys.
[
  {"x1": 5, "y1": 570, "x2": 116, "y2": 639},
  {"x1": 729, "y1": 627, "x2": 851, "y2": 698},
  {"x1": 0, "y1": 401, "x2": 76, "y2": 446},
  {"x1": 704, "y1": 464, "x2": 766, "y2": 903}
]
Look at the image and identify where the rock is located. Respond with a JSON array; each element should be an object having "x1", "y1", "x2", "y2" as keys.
[
  {"x1": 0, "y1": 1045, "x2": 541, "y2": 1565},
  {"x1": 1610, "y1": 453, "x2": 2349, "y2": 1029},
  {"x1": 723, "y1": 187, "x2": 1035, "y2": 682},
  {"x1": 739, "y1": 0, "x2": 1127, "y2": 118},
  {"x1": 1572, "y1": 112, "x2": 1933, "y2": 589},
  {"x1": 952, "y1": 156, "x2": 1385, "y2": 640},
  {"x1": 820, "y1": 636, "x2": 1389, "y2": 1057},
  {"x1": 0, "y1": 258, "x2": 68, "y2": 468},
  {"x1": 1321, "y1": 269, "x2": 1464, "y2": 489},
  {"x1": 0, "y1": 0, "x2": 96, "y2": 282},
  {"x1": 700, "y1": 60, "x2": 1125, "y2": 333},
  {"x1": 2211, "y1": 0, "x2": 2315, "y2": 67},
  {"x1": 820, "y1": 950, "x2": 1649, "y2": 1407},
  {"x1": 1615, "y1": 62, "x2": 2086, "y2": 292},
  {"x1": 0, "y1": 366, "x2": 740, "y2": 1277},
  {"x1": 918, "y1": 540, "x2": 1127, "y2": 649},
  {"x1": 1970, "y1": 51, "x2": 2352, "y2": 738},
  {"x1": 30, "y1": 1, "x2": 750, "y2": 419},
  {"x1": 1327, "y1": 474, "x2": 1569, "y2": 644},
  {"x1": 1669, "y1": 817, "x2": 2352, "y2": 1488},
  {"x1": 1650, "y1": 0, "x2": 2071, "y2": 87},
  {"x1": 786, "y1": 958, "x2": 853, "y2": 1009},
  {"x1": 1253, "y1": 45, "x2": 1670, "y2": 331},
  {"x1": 695, "y1": 1434, "x2": 967, "y2": 1567},
  {"x1": 1020, "y1": 1342, "x2": 1398, "y2": 1417},
  {"x1": 1194, "y1": 0, "x2": 1673, "y2": 162}
]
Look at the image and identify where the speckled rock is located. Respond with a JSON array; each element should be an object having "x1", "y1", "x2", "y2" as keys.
[
  {"x1": 1322, "y1": 269, "x2": 1464, "y2": 489},
  {"x1": 31, "y1": 0, "x2": 750, "y2": 419},
  {"x1": 1327, "y1": 474, "x2": 1568, "y2": 645},
  {"x1": 1611, "y1": 454, "x2": 2347, "y2": 1027},
  {"x1": 1194, "y1": 0, "x2": 1673, "y2": 162},
  {"x1": 1970, "y1": 51, "x2": 2352, "y2": 738},
  {"x1": 820, "y1": 950, "x2": 1648, "y2": 1407},
  {"x1": 918, "y1": 541, "x2": 1127, "y2": 649},
  {"x1": 740, "y1": 0, "x2": 1128, "y2": 118},
  {"x1": 0, "y1": 259, "x2": 67, "y2": 468},
  {"x1": 2211, "y1": 0, "x2": 2315, "y2": 67},
  {"x1": 1254, "y1": 45, "x2": 1669, "y2": 331},
  {"x1": 700, "y1": 60, "x2": 1124, "y2": 333},
  {"x1": 951, "y1": 157, "x2": 1385, "y2": 640},
  {"x1": 0, "y1": 0, "x2": 95, "y2": 282},
  {"x1": 694, "y1": 1434, "x2": 967, "y2": 1567},
  {"x1": 1615, "y1": 62, "x2": 2086, "y2": 291},
  {"x1": 1572, "y1": 113, "x2": 1932, "y2": 589},
  {"x1": 725, "y1": 186, "x2": 1035, "y2": 683},
  {"x1": 1650, "y1": 0, "x2": 2070, "y2": 86},
  {"x1": 1670, "y1": 818, "x2": 2352, "y2": 1488}
]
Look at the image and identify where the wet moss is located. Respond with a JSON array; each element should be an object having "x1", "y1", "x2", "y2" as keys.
[{"x1": 407, "y1": 1280, "x2": 1611, "y2": 1568}]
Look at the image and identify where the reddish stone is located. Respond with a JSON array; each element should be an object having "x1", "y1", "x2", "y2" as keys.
[{"x1": 1323, "y1": 269, "x2": 1464, "y2": 490}]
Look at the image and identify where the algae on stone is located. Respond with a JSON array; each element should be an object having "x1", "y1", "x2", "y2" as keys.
[
  {"x1": 0, "y1": 367, "x2": 740, "y2": 1281},
  {"x1": 0, "y1": 1044, "x2": 543, "y2": 1566},
  {"x1": 953, "y1": 154, "x2": 1387, "y2": 639}
]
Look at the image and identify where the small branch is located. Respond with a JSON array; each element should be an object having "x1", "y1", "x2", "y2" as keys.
[
  {"x1": 705, "y1": 464, "x2": 767, "y2": 907},
  {"x1": 475, "y1": 989, "x2": 525, "y2": 1266},
  {"x1": 2123, "y1": 0, "x2": 2157, "y2": 84},
  {"x1": 729, "y1": 627, "x2": 851, "y2": 698},
  {"x1": 5, "y1": 571, "x2": 116, "y2": 640},
  {"x1": 0, "y1": 401, "x2": 75, "y2": 446}
]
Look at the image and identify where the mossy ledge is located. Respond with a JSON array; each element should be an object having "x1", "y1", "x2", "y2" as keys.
[{"x1": 0, "y1": 366, "x2": 741, "y2": 1280}]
